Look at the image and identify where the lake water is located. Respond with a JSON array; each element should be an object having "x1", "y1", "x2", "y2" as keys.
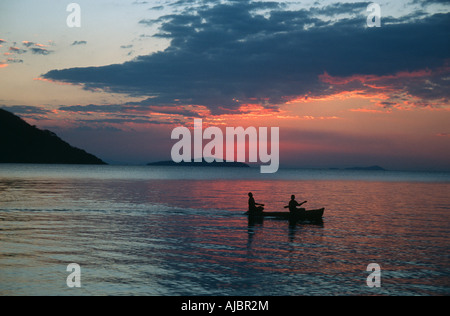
[{"x1": 0, "y1": 164, "x2": 449, "y2": 296}]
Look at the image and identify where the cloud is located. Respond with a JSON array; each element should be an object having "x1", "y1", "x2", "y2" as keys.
[
  {"x1": 72, "y1": 40, "x2": 87, "y2": 46},
  {"x1": 317, "y1": 66, "x2": 450, "y2": 109},
  {"x1": 0, "y1": 105, "x2": 51, "y2": 115},
  {"x1": 150, "y1": 5, "x2": 164, "y2": 11},
  {"x1": 58, "y1": 104, "x2": 123, "y2": 114},
  {"x1": 7, "y1": 58, "x2": 24, "y2": 64},
  {"x1": 22, "y1": 41, "x2": 49, "y2": 48},
  {"x1": 55, "y1": 103, "x2": 189, "y2": 127},
  {"x1": 57, "y1": 100, "x2": 205, "y2": 119},
  {"x1": 9, "y1": 46, "x2": 27, "y2": 54},
  {"x1": 22, "y1": 41, "x2": 35, "y2": 47},
  {"x1": 42, "y1": 1, "x2": 450, "y2": 114},
  {"x1": 30, "y1": 47, "x2": 53, "y2": 55},
  {"x1": 77, "y1": 117, "x2": 177, "y2": 125},
  {"x1": 309, "y1": 2, "x2": 371, "y2": 16},
  {"x1": 413, "y1": 0, "x2": 450, "y2": 7}
]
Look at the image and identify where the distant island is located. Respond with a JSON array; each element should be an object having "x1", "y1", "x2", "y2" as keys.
[
  {"x1": 148, "y1": 159, "x2": 250, "y2": 168},
  {"x1": 0, "y1": 109, "x2": 106, "y2": 164},
  {"x1": 344, "y1": 165, "x2": 387, "y2": 171}
]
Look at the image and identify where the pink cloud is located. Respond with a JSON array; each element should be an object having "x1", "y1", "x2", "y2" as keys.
[
  {"x1": 9, "y1": 46, "x2": 27, "y2": 54},
  {"x1": 316, "y1": 65, "x2": 450, "y2": 111},
  {"x1": 33, "y1": 77, "x2": 78, "y2": 86}
]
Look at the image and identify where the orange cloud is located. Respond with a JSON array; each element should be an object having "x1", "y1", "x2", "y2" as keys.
[
  {"x1": 349, "y1": 108, "x2": 387, "y2": 114},
  {"x1": 0, "y1": 58, "x2": 8, "y2": 68},
  {"x1": 286, "y1": 89, "x2": 389, "y2": 105},
  {"x1": 33, "y1": 77, "x2": 78, "y2": 86},
  {"x1": 315, "y1": 65, "x2": 450, "y2": 112},
  {"x1": 319, "y1": 69, "x2": 435, "y2": 85}
]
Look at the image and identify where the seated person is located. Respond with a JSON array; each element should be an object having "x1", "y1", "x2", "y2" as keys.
[
  {"x1": 248, "y1": 192, "x2": 264, "y2": 214},
  {"x1": 287, "y1": 195, "x2": 307, "y2": 214}
]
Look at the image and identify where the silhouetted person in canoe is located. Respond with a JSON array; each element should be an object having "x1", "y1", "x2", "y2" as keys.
[
  {"x1": 285, "y1": 195, "x2": 307, "y2": 214},
  {"x1": 248, "y1": 192, "x2": 264, "y2": 214}
]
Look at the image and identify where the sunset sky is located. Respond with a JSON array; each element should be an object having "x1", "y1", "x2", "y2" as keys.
[{"x1": 1, "y1": 0, "x2": 449, "y2": 170}]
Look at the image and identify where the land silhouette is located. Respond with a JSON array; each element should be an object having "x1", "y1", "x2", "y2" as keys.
[
  {"x1": 345, "y1": 165, "x2": 386, "y2": 171},
  {"x1": 148, "y1": 159, "x2": 250, "y2": 168},
  {"x1": 0, "y1": 109, "x2": 106, "y2": 164}
]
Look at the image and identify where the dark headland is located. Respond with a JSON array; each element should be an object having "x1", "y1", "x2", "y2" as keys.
[
  {"x1": 148, "y1": 159, "x2": 250, "y2": 168},
  {"x1": 0, "y1": 109, "x2": 106, "y2": 164}
]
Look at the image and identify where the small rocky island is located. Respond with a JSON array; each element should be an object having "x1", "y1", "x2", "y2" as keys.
[
  {"x1": 148, "y1": 159, "x2": 250, "y2": 168},
  {"x1": 345, "y1": 165, "x2": 386, "y2": 171}
]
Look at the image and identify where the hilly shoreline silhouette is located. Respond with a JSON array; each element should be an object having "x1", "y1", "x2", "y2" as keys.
[{"x1": 0, "y1": 109, "x2": 106, "y2": 164}]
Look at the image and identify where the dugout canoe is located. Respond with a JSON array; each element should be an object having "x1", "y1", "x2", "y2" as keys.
[{"x1": 246, "y1": 208, "x2": 325, "y2": 221}]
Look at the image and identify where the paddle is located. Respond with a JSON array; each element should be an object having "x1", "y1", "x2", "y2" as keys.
[{"x1": 284, "y1": 201, "x2": 307, "y2": 208}]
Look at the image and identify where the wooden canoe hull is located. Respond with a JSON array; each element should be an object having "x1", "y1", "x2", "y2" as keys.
[{"x1": 246, "y1": 208, "x2": 325, "y2": 221}]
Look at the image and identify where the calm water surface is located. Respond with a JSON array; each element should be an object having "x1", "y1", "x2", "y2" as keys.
[{"x1": 0, "y1": 164, "x2": 449, "y2": 296}]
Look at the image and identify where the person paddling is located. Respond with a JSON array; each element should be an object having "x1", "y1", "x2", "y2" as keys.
[
  {"x1": 248, "y1": 192, "x2": 264, "y2": 214},
  {"x1": 285, "y1": 195, "x2": 307, "y2": 213}
]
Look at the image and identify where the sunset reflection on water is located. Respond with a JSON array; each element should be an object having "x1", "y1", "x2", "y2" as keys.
[{"x1": 0, "y1": 165, "x2": 449, "y2": 295}]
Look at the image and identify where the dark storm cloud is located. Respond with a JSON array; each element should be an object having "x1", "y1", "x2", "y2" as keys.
[{"x1": 43, "y1": 1, "x2": 450, "y2": 114}]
